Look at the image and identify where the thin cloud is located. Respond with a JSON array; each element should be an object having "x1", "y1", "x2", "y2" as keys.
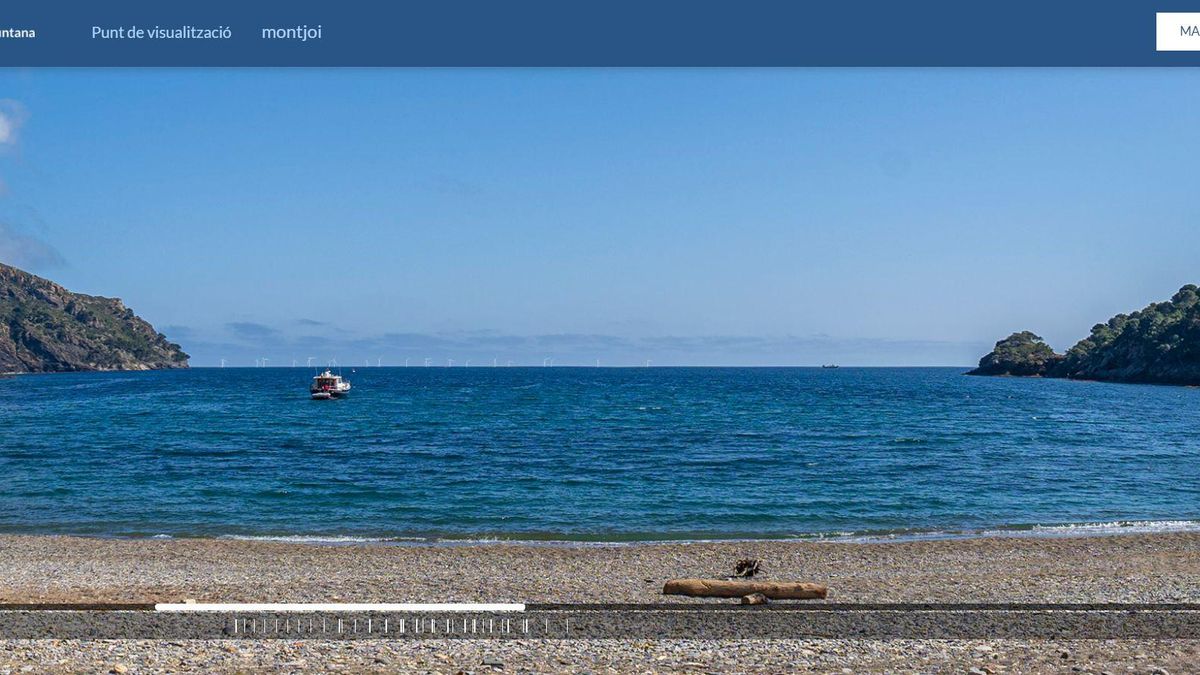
[
  {"x1": 225, "y1": 321, "x2": 279, "y2": 340},
  {"x1": 0, "y1": 100, "x2": 27, "y2": 147},
  {"x1": 181, "y1": 327, "x2": 988, "y2": 367},
  {"x1": 0, "y1": 102, "x2": 58, "y2": 270},
  {"x1": 0, "y1": 221, "x2": 64, "y2": 270},
  {"x1": 159, "y1": 325, "x2": 196, "y2": 340},
  {"x1": 426, "y1": 175, "x2": 483, "y2": 197}
]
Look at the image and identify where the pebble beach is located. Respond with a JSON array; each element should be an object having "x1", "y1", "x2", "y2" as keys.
[
  {"x1": 3, "y1": 531, "x2": 1200, "y2": 605},
  {"x1": 1, "y1": 531, "x2": 1199, "y2": 672}
]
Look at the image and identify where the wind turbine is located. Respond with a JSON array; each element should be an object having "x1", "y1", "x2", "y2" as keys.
[
  {"x1": 493, "y1": 357, "x2": 498, "y2": 367},
  {"x1": 377, "y1": 357, "x2": 382, "y2": 367},
  {"x1": 404, "y1": 357, "x2": 410, "y2": 367},
  {"x1": 306, "y1": 357, "x2": 316, "y2": 368},
  {"x1": 506, "y1": 360, "x2": 513, "y2": 367},
  {"x1": 464, "y1": 360, "x2": 471, "y2": 367},
  {"x1": 447, "y1": 358, "x2": 455, "y2": 367},
  {"x1": 219, "y1": 358, "x2": 226, "y2": 368},
  {"x1": 644, "y1": 359, "x2": 652, "y2": 367},
  {"x1": 424, "y1": 358, "x2": 431, "y2": 367},
  {"x1": 261, "y1": 357, "x2": 269, "y2": 368},
  {"x1": 543, "y1": 357, "x2": 553, "y2": 367},
  {"x1": 292, "y1": 359, "x2": 298, "y2": 368}
]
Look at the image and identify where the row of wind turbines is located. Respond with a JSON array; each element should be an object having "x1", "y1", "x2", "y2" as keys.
[{"x1": 219, "y1": 357, "x2": 655, "y2": 368}]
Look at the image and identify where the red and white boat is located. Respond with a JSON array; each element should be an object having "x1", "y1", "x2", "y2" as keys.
[{"x1": 310, "y1": 369, "x2": 351, "y2": 399}]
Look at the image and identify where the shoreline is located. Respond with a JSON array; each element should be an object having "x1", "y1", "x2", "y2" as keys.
[
  {"x1": 4, "y1": 529, "x2": 1200, "y2": 605},
  {"x1": 6, "y1": 517, "x2": 1199, "y2": 547}
]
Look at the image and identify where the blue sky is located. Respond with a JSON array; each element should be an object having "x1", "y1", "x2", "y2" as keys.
[{"x1": 0, "y1": 69, "x2": 1198, "y2": 366}]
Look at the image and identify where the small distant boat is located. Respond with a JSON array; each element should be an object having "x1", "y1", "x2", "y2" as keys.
[
  {"x1": 821, "y1": 364, "x2": 840, "y2": 369},
  {"x1": 310, "y1": 369, "x2": 351, "y2": 399}
]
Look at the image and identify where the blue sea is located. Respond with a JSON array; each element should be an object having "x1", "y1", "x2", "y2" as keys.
[{"x1": 1, "y1": 367, "x2": 1199, "y2": 543}]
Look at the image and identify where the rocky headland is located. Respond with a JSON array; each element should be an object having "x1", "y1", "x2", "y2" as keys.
[
  {"x1": 970, "y1": 284, "x2": 1200, "y2": 385},
  {"x1": 0, "y1": 262, "x2": 188, "y2": 373}
]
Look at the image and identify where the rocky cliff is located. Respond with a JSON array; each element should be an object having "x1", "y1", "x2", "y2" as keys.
[
  {"x1": 969, "y1": 285, "x2": 1200, "y2": 385},
  {"x1": 0, "y1": 262, "x2": 189, "y2": 373}
]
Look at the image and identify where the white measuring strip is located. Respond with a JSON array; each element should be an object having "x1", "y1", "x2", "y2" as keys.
[{"x1": 155, "y1": 603, "x2": 525, "y2": 612}]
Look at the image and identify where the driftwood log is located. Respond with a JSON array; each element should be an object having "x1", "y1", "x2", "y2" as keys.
[{"x1": 663, "y1": 578, "x2": 827, "y2": 600}]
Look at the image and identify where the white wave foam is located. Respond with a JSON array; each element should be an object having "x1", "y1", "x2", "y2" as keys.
[
  {"x1": 1021, "y1": 520, "x2": 1200, "y2": 536},
  {"x1": 802, "y1": 520, "x2": 1200, "y2": 544},
  {"x1": 218, "y1": 534, "x2": 424, "y2": 544},
  {"x1": 198, "y1": 520, "x2": 1200, "y2": 546}
]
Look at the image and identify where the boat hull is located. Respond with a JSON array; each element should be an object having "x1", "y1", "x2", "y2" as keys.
[
  {"x1": 310, "y1": 369, "x2": 351, "y2": 399},
  {"x1": 310, "y1": 385, "x2": 350, "y2": 399}
]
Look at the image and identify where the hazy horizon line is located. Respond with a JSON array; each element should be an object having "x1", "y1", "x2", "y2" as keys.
[{"x1": 190, "y1": 363, "x2": 976, "y2": 369}]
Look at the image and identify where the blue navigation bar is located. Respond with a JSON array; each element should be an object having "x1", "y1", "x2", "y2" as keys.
[{"x1": 0, "y1": 0, "x2": 1198, "y2": 66}]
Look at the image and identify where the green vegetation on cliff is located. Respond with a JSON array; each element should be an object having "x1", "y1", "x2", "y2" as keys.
[
  {"x1": 970, "y1": 285, "x2": 1200, "y2": 385},
  {"x1": 0, "y1": 262, "x2": 189, "y2": 373},
  {"x1": 967, "y1": 331, "x2": 1062, "y2": 377}
]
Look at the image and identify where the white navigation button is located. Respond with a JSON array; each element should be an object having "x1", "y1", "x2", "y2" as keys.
[{"x1": 1157, "y1": 13, "x2": 1200, "y2": 51}]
